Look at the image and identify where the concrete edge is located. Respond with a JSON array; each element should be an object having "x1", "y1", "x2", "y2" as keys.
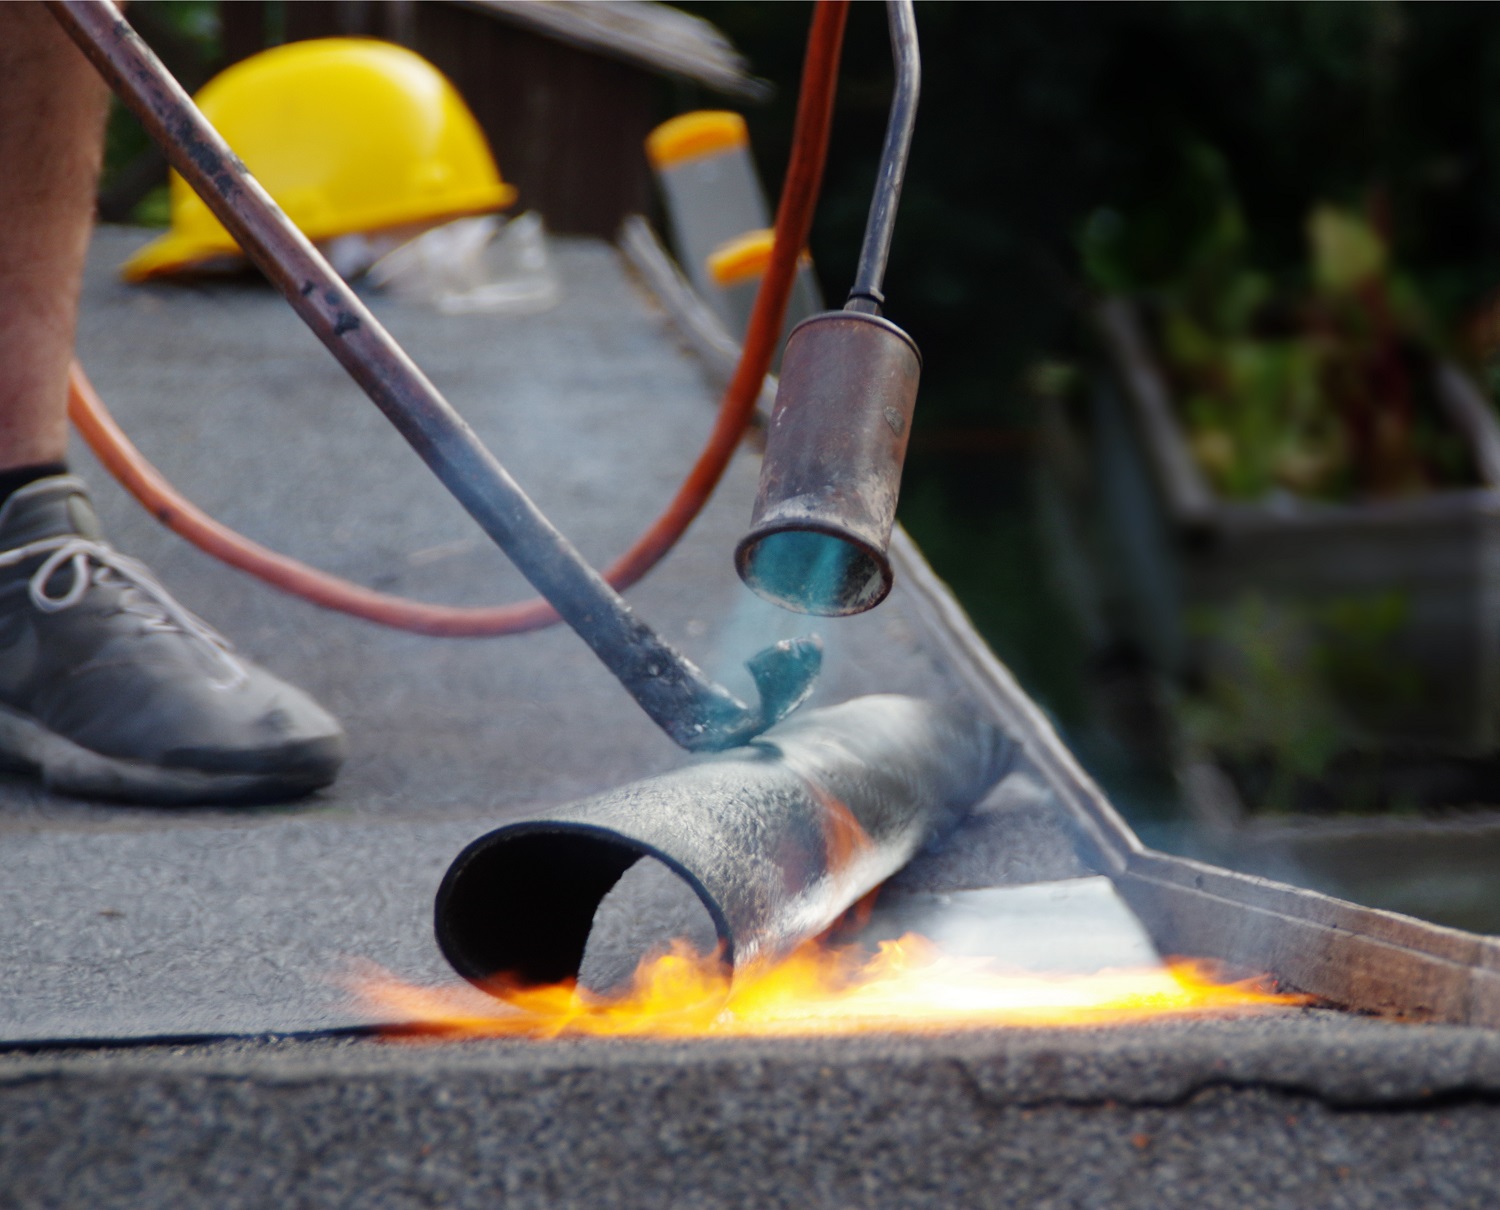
[{"x1": 7, "y1": 1010, "x2": 1500, "y2": 1106}]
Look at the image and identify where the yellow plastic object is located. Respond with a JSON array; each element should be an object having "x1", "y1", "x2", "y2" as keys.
[
  {"x1": 707, "y1": 229, "x2": 775, "y2": 288},
  {"x1": 707, "y1": 229, "x2": 815, "y2": 289},
  {"x1": 123, "y1": 38, "x2": 516, "y2": 282},
  {"x1": 645, "y1": 111, "x2": 750, "y2": 170}
]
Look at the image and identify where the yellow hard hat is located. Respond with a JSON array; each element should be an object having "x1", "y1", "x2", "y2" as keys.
[{"x1": 122, "y1": 38, "x2": 516, "y2": 282}]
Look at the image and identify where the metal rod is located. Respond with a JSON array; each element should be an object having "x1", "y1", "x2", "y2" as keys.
[
  {"x1": 49, "y1": 0, "x2": 819, "y2": 752},
  {"x1": 845, "y1": 0, "x2": 920, "y2": 316}
]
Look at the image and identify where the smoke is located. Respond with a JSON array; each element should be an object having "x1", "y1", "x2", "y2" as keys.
[
  {"x1": 706, "y1": 582, "x2": 829, "y2": 707},
  {"x1": 862, "y1": 877, "x2": 1165, "y2": 975}
]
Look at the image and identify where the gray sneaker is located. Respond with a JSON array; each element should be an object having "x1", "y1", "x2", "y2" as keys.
[{"x1": 0, "y1": 475, "x2": 346, "y2": 804}]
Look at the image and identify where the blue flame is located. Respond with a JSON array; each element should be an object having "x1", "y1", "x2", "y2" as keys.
[{"x1": 745, "y1": 530, "x2": 859, "y2": 615}]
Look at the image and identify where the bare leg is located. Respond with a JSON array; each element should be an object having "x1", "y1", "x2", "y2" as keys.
[
  {"x1": 0, "y1": 6, "x2": 345, "y2": 804},
  {"x1": 0, "y1": 2, "x2": 110, "y2": 472}
]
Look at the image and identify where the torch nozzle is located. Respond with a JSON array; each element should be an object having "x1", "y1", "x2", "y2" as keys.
[{"x1": 736, "y1": 311, "x2": 920, "y2": 616}]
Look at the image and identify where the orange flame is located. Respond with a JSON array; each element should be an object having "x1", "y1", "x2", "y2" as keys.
[{"x1": 354, "y1": 935, "x2": 1306, "y2": 1041}]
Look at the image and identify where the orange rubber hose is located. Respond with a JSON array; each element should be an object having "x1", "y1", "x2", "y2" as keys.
[{"x1": 68, "y1": 0, "x2": 849, "y2": 638}]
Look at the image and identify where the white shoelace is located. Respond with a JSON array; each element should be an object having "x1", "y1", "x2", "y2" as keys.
[{"x1": 0, "y1": 536, "x2": 249, "y2": 690}]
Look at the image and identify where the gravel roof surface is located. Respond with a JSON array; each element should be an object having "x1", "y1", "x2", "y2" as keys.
[{"x1": 6, "y1": 1011, "x2": 1500, "y2": 1209}]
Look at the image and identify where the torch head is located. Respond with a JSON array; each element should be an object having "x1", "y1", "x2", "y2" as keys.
[{"x1": 735, "y1": 310, "x2": 921, "y2": 616}]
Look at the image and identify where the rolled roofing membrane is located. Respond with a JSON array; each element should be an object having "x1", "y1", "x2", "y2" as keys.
[{"x1": 434, "y1": 695, "x2": 1011, "y2": 990}]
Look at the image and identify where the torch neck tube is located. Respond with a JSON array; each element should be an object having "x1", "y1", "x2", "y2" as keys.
[{"x1": 846, "y1": 0, "x2": 920, "y2": 316}]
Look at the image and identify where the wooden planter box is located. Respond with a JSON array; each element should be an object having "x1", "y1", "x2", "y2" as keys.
[{"x1": 1078, "y1": 298, "x2": 1500, "y2": 759}]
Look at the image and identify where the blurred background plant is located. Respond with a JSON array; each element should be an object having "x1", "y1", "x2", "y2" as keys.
[
  {"x1": 1083, "y1": 156, "x2": 1472, "y2": 503},
  {"x1": 1180, "y1": 590, "x2": 1423, "y2": 814}
]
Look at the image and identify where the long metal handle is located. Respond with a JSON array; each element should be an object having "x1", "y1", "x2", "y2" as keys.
[
  {"x1": 845, "y1": 0, "x2": 920, "y2": 316},
  {"x1": 49, "y1": 0, "x2": 819, "y2": 751}
]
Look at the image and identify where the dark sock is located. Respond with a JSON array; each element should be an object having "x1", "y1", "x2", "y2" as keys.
[{"x1": 0, "y1": 463, "x2": 69, "y2": 509}]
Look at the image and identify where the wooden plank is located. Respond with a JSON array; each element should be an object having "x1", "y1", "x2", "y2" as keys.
[
  {"x1": 412, "y1": 5, "x2": 657, "y2": 237},
  {"x1": 1116, "y1": 861, "x2": 1500, "y2": 1026},
  {"x1": 449, "y1": 0, "x2": 765, "y2": 99}
]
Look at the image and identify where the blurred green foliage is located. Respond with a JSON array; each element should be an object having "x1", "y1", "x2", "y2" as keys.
[
  {"x1": 109, "y1": 1, "x2": 1500, "y2": 461},
  {"x1": 1182, "y1": 591, "x2": 1422, "y2": 811},
  {"x1": 1095, "y1": 161, "x2": 1466, "y2": 502}
]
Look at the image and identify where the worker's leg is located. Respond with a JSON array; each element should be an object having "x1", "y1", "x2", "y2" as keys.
[
  {"x1": 0, "y1": 5, "x2": 345, "y2": 804},
  {"x1": 0, "y1": 3, "x2": 105, "y2": 475}
]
